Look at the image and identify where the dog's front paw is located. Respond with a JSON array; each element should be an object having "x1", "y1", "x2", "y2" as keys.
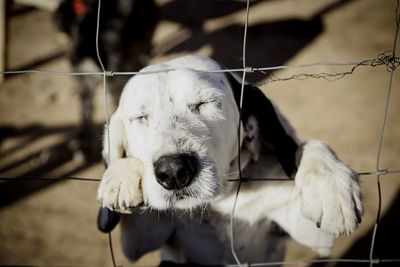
[
  {"x1": 295, "y1": 140, "x2": 363, "y2": 237},
  {"x1": 97, "y1": 157, "x2": 144, "y2": 213}
]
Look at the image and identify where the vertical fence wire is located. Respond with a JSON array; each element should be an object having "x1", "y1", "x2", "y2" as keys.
[
  {"x1": 95, "y1": 1, "x2": 118, "y2": 267},
  {"x1": 369, "y1": 1, "x2": 400, "y2": 266},
  {"x1": 230, "y1": 0, "x2": 251, "y2": 265}
]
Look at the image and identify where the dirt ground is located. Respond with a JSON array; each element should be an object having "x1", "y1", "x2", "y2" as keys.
[{"x1": 0, "y1": 0, "x2": 399, "y2": 266}]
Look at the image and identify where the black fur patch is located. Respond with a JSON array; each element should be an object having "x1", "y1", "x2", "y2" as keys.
[
  {"x1": 226, "y1": 73, "x2": 298, "y2": 177},
  {"x1": 97, "y1": 207, "x2": 120, "y2": 233}
]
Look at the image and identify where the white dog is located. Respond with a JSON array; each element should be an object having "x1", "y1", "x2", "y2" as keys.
[{"x1": 97, "y1": 55, "x2": 363, "y2": 265}]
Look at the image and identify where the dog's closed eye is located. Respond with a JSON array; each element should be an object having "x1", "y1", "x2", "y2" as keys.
[
  {"x1": 188, "y1": 99, "x2": 222, "y2": 115},
  {"x1": 129, "y1": 114, "x2": 149, "y2": 124},
  {"x1": 188, "y1": 102, "x2": 208, "y2": 114}
]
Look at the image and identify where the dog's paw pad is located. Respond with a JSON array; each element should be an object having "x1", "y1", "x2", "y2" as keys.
[{"x1": 97, "y1": 157, "x2": 144, "y2": 213}]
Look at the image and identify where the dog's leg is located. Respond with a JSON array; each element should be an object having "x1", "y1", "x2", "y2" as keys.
[
  {"x1": 217, "y1": 140, "x2": 363, "y2": 256},
  {"x1": 266, "y1": 140, "x2": 363, "y2": 256},
  {"x1": 97, "y1": 157, "x2": 144, "y2": 213},
  {"x1": 98, "y1": 111, "x2": 144, "y2": 212},
  {"x1": 96, "y1": 116, "x2": 131, "y2": 232},
  {"x1": 99, "y1": 108, "x2": 143, "y2": 212},
  {"x1": 294, "y1": 140, "x2": 363, "y2": 236}
]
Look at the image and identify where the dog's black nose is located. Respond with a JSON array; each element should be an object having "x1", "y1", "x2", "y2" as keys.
[{"x1": 154, "y1": 153, "x2": 198, "y2": 190}]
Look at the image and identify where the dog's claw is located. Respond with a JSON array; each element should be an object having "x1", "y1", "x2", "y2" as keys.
[
  {"x1": 356, "y1": 209, "x2": 362, "y2": 224},
  {"x1": 316, "y1": 221, "x2": 321, "y2": 228}
]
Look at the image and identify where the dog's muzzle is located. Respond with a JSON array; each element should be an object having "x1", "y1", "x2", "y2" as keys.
[{"x1": 154, "y1": 153, "x2": 198, "y2": 190}]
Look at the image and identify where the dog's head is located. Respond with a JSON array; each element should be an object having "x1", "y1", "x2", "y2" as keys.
[{"x1": 103, "y1": 56, "x2": 298, "y2": 210}]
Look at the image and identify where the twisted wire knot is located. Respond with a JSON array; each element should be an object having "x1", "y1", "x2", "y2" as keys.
[{"x1": 377, "y1": 52, "x2": 400, "y2": 72}]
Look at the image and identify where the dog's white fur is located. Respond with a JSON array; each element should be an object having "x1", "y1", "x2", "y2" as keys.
[{"x1": 97, "y1": 55, "x2": 363, "y2": 264}]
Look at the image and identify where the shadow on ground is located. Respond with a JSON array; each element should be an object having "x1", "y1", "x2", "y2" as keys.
[
  {"x1": 159, "y1": 0, "x2": 354, "y2": 83},
  {"x1": 0, "y1": 124, "x2": 103, "y2": 209}
]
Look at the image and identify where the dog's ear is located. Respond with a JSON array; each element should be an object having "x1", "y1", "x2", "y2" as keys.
[
  {"x1": 102, "y1": 109, "x2": 127, "y2": 166},
  {"x1": 99, "y1": 109, "x2": 127, "y2": 234},
  {"x1": 226, "y1": 73, "x2": 299, "y2": 177}
]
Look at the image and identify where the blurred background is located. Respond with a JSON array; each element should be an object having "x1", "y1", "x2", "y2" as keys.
[{"x1": 0, "y1": 0, "x2": 399, "y2": 266}]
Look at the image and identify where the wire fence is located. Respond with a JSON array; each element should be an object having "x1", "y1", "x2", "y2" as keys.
[{"x1": 1, "y1": 0, "x2": 400, "y2": 266}]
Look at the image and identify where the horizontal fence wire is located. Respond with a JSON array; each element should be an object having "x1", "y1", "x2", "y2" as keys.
[
  {"x1": 0, "y1": 259, "x2": 400, "y2": 267},
  {"x1": 1, "y1": 53, "x2": 399, "y2": 79},
  {"x1": 0, "y1": 0, "x2": 399, "y2": 266},
  {"x1": 0, "y1": 176, "x2": 101, "y2": 182},
  {"x1": 1, "y1": 167, "x2": 400, "y2": 182}
]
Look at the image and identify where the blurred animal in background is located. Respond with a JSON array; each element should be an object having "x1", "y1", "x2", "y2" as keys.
[{"x1": 54, "y1": 0, "x2": 159, "y2": 159}]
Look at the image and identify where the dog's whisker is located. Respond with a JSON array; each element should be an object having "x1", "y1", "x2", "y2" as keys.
[
  {"x1": 199, "y1": 205, "x2": 205, "y2": 224},
  {"x1": 140, "y1": 205, "x2": 149, "y2": 215},
  {"x1": 223, "y1": 171, "x2": 240, "y2": 177}
]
